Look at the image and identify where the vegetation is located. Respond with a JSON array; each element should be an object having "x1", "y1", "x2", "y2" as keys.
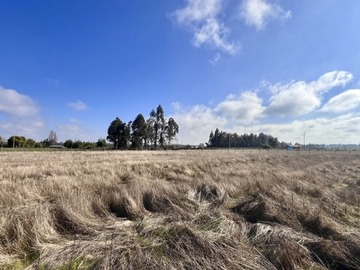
[
  {"x1": 107, "y1": 104, "x2": 179, "y2": 150},
  {"x1": 208, "y1": 129, "x2": 282, "y2": 148},
  {"x1": 1, "y1": 150, "x2": 360, "y2": 269}
]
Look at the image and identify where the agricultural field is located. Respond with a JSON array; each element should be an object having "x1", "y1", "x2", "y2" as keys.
[{"x1": 1, "y1": 150, "x2": 360, "y2": 269}]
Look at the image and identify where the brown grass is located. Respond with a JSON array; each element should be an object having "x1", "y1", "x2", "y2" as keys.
[{"x1": 0, "y1": 150, "x2": 360, "y2": 269}]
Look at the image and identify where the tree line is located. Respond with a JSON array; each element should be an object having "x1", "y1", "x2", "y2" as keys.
[
  {"x1": 107, "y1": 104, "x2": 179, "y2": 150},
  {"x1": 0, "y1": 132, "x2": 107, "y2": 149},
  {"x1": 207, "y1": 128, "x2": 283, "y2": 148}
]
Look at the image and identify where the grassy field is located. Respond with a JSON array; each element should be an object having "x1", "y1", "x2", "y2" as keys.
[{"x1": 1, "y1": 150, "x2": 360, "y2": 269}]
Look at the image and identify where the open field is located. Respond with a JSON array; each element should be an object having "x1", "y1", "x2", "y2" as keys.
[{"x1": 1, "y1": 150, "x2": 360, "y2": 269}]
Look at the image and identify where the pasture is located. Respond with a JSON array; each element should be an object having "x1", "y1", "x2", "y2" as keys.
[{"x1": 1, "y1": 150, "x2": 360, "y2": 269}]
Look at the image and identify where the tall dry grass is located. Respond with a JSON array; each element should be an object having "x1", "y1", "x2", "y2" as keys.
[{"x1": 0, "y1": 150, "x2": 360, "y2": 269}]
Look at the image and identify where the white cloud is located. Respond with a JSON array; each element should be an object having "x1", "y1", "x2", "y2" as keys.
[
  {"x1": 0, "y1": 86, "x2": 39, "y2": 117},
  {"x1": 215, "y1": 91, "x2": 265, "y2": 123},
  {"x1": 320, "y1": 89, "x2": 360, "y2": 113},
  {"x1": 227, "y1": 113, "x2": 360, "y2": 144},
  {"x1": 0, "y1": 85, "x2": 45, "y2": 139},
  {"x1": 240, "y1": 0, "x2": 291, "y2": 30},
  {"x1": 172, "y1": 0, "x2": 240, "y2": 54},
  {"x1": 67, "y1": 100, "x2": 88, "y2": 111},
  {"x1": 171, "y1": 70, "x2": 359, "y2": 145},
  {"x1": 171, "y1": 103, "x2": 227, "y2": 144},
  {"x1": 266, "y1": 71, "x2": 353, "y2": 117}
]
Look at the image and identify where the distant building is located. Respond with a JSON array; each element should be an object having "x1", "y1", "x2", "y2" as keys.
[
  {"x1": 287, "y1": 145, "x2": 301, "y2": 151},
  {"x1": 50, "y1": 144, "x2": 65, "y2": 149}
]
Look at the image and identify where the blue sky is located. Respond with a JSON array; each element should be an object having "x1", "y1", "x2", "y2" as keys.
[{"x1": 1, "y1": 0, "x2": 360, "y2": 144}]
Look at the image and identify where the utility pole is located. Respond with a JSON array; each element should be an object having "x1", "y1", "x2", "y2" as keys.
[{"x1": 303, "y1": 132, "x2": 306, "y2": 147}]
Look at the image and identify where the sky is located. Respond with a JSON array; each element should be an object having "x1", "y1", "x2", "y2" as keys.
[{"x1": 1, "y1": 0, "x2": 360, "y2": 145}]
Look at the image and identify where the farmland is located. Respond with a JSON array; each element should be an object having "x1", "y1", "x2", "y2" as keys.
[{"x1": 1, "y1": 150, "x2": 360, "y2": 269}]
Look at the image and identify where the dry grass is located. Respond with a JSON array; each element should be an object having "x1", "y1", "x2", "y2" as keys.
[{"x1": 0, "y1": 150, "x2": 360, "y2": 269}]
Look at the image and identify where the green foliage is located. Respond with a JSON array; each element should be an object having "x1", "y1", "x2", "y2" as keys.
[
  {"x1": 166, "y1": 118, "x2": 179, "y2": 145},
  {"x1": 131, "y1": 114, "x2": 147, "y2": 149},
  {"x1": 107, "y1": 117, "x2": 130, "y2": 149},
  {"x1": 64, "y1": 139, "x2": 74, "y2": 148},
  {"x1": 25, "y1": 138, "x2": 36, "y2": 148},
  {"x1": 208, "y1": 129, "x2": 280, "y2": 148},
  {"x1": 7, "y1": 136, "x2": 26, "y2": 148},
  {"x1": 96, "y1": 138, "x2": 107, "y2": 148}
]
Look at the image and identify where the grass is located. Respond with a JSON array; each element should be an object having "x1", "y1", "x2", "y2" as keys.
[{"x1": 0, "y1": 150, "x2": 360, "y2": 269}]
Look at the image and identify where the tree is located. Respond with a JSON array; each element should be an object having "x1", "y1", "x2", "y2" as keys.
[
  {"x1": 7, "y1": 136, "x2": 26, "y2": 148},
  {"x1": 107, "y1": 117, "x2": 130, "y2": 150},
  {"x1": 145, "y1": 110, "x2": 156, "y2": 148},
  {"x1": 107, "y1": 117, "x2": 122, "y2": 149},
  {"x1": 131, "y1": 114, "x2": 146, "y2": 149},
  {"x1": 0, "y1": 136, "x2": 6, "y2": 147},
  {"x1": 48, "y1": 131, "x2": 58, "y2": 145},
  {"x1": 96, "y1": 138, "x2": 107, "y2": 148},
  {"x1": 166, "y1": 118, "x2": 179, "y2": 145},
  {"x1": 25, "y1": 138, "x2": 36, "y2": 148},
  {"x1": 64, "y1": 139, "x2": 74, "y2": 149},
  {"x1": 155, "y1": 105, "x2": 166, "y2": 148}
]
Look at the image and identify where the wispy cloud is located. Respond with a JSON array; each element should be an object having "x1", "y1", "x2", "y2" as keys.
[
  {"x1": 0, "y1": 86, "x2": 39, "y2": 117},
  {"x1": 208, "y1": 53, "x2": 222, "y2": 66},
  {"x1": 59, "y1": 118, "x2": 89, "y2": 141},
  {"x1": 240, "y1": 0, "x2": 291, "y2": 30},
  {"x1": 67, "y1": 100, "x2": 88, "y2": 111},
  {"x1": 171, "y1": 0, "x2": 240, "y2": 54},
  {"x1": 320, "y1": 89, "x2": 360, "y2": 113}
]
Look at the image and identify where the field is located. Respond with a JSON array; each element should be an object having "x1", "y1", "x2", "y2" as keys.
[{"x1": 1, "y1": 150, "x2": 360, "y2": 269}]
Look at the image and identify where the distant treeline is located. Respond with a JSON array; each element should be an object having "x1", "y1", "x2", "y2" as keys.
[{"x1": 207, "y1": 128, "x2": 283, "y2": 148}]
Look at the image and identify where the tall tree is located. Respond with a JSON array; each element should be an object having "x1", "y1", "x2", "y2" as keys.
[
  {"x1": 131, "y1": 114, "x2": 146, "y2": 149},
  {"x1": 48, "y1": 130, "x2": 58, "y2": 145},
  {"x1": 107, "y1": 117, "x2": 130, "y2": 150},
  {"x1": 156, "y1": 105, "x2": 166, "y2": 148},
  {"x1": 107, "y1": 117, "x2": 122, "y2": 149},
  {"x1": 166, "y1": 118, "x2": 179, "y2": 145},
  {"x1": 146, "y1": 110, "x2": 156, "y2": 148}
]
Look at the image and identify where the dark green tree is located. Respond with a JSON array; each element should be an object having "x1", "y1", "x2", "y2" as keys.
[
  {"x1": 7, "y1": 136, "x2": 26, "y2": 148},
  {"x1": 131, "y1": 114, "x2": 146, "y2": 149},
  {"x1": 64, "y1": 139, "x2": 74, "y2": 148},
  {"x1": 96, "y1": 138, "x2": 107, "y2": 148},
  {"x1": 25, "y1": 138, "x2": 36, "y2": 148},
  {"x1": 156, "y1": 105, "x2": 166, "y2": 148},
  {"x1": 107, "y1": 117, "x2": 130, "y2": 150},
  {"x1": 107, "y1": 117, "x2": 122, "y2": 149}
]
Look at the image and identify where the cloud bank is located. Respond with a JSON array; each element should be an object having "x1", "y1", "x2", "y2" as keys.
[{"x1": 171, "y1": 71, "x2": 358, "y2": 144}]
